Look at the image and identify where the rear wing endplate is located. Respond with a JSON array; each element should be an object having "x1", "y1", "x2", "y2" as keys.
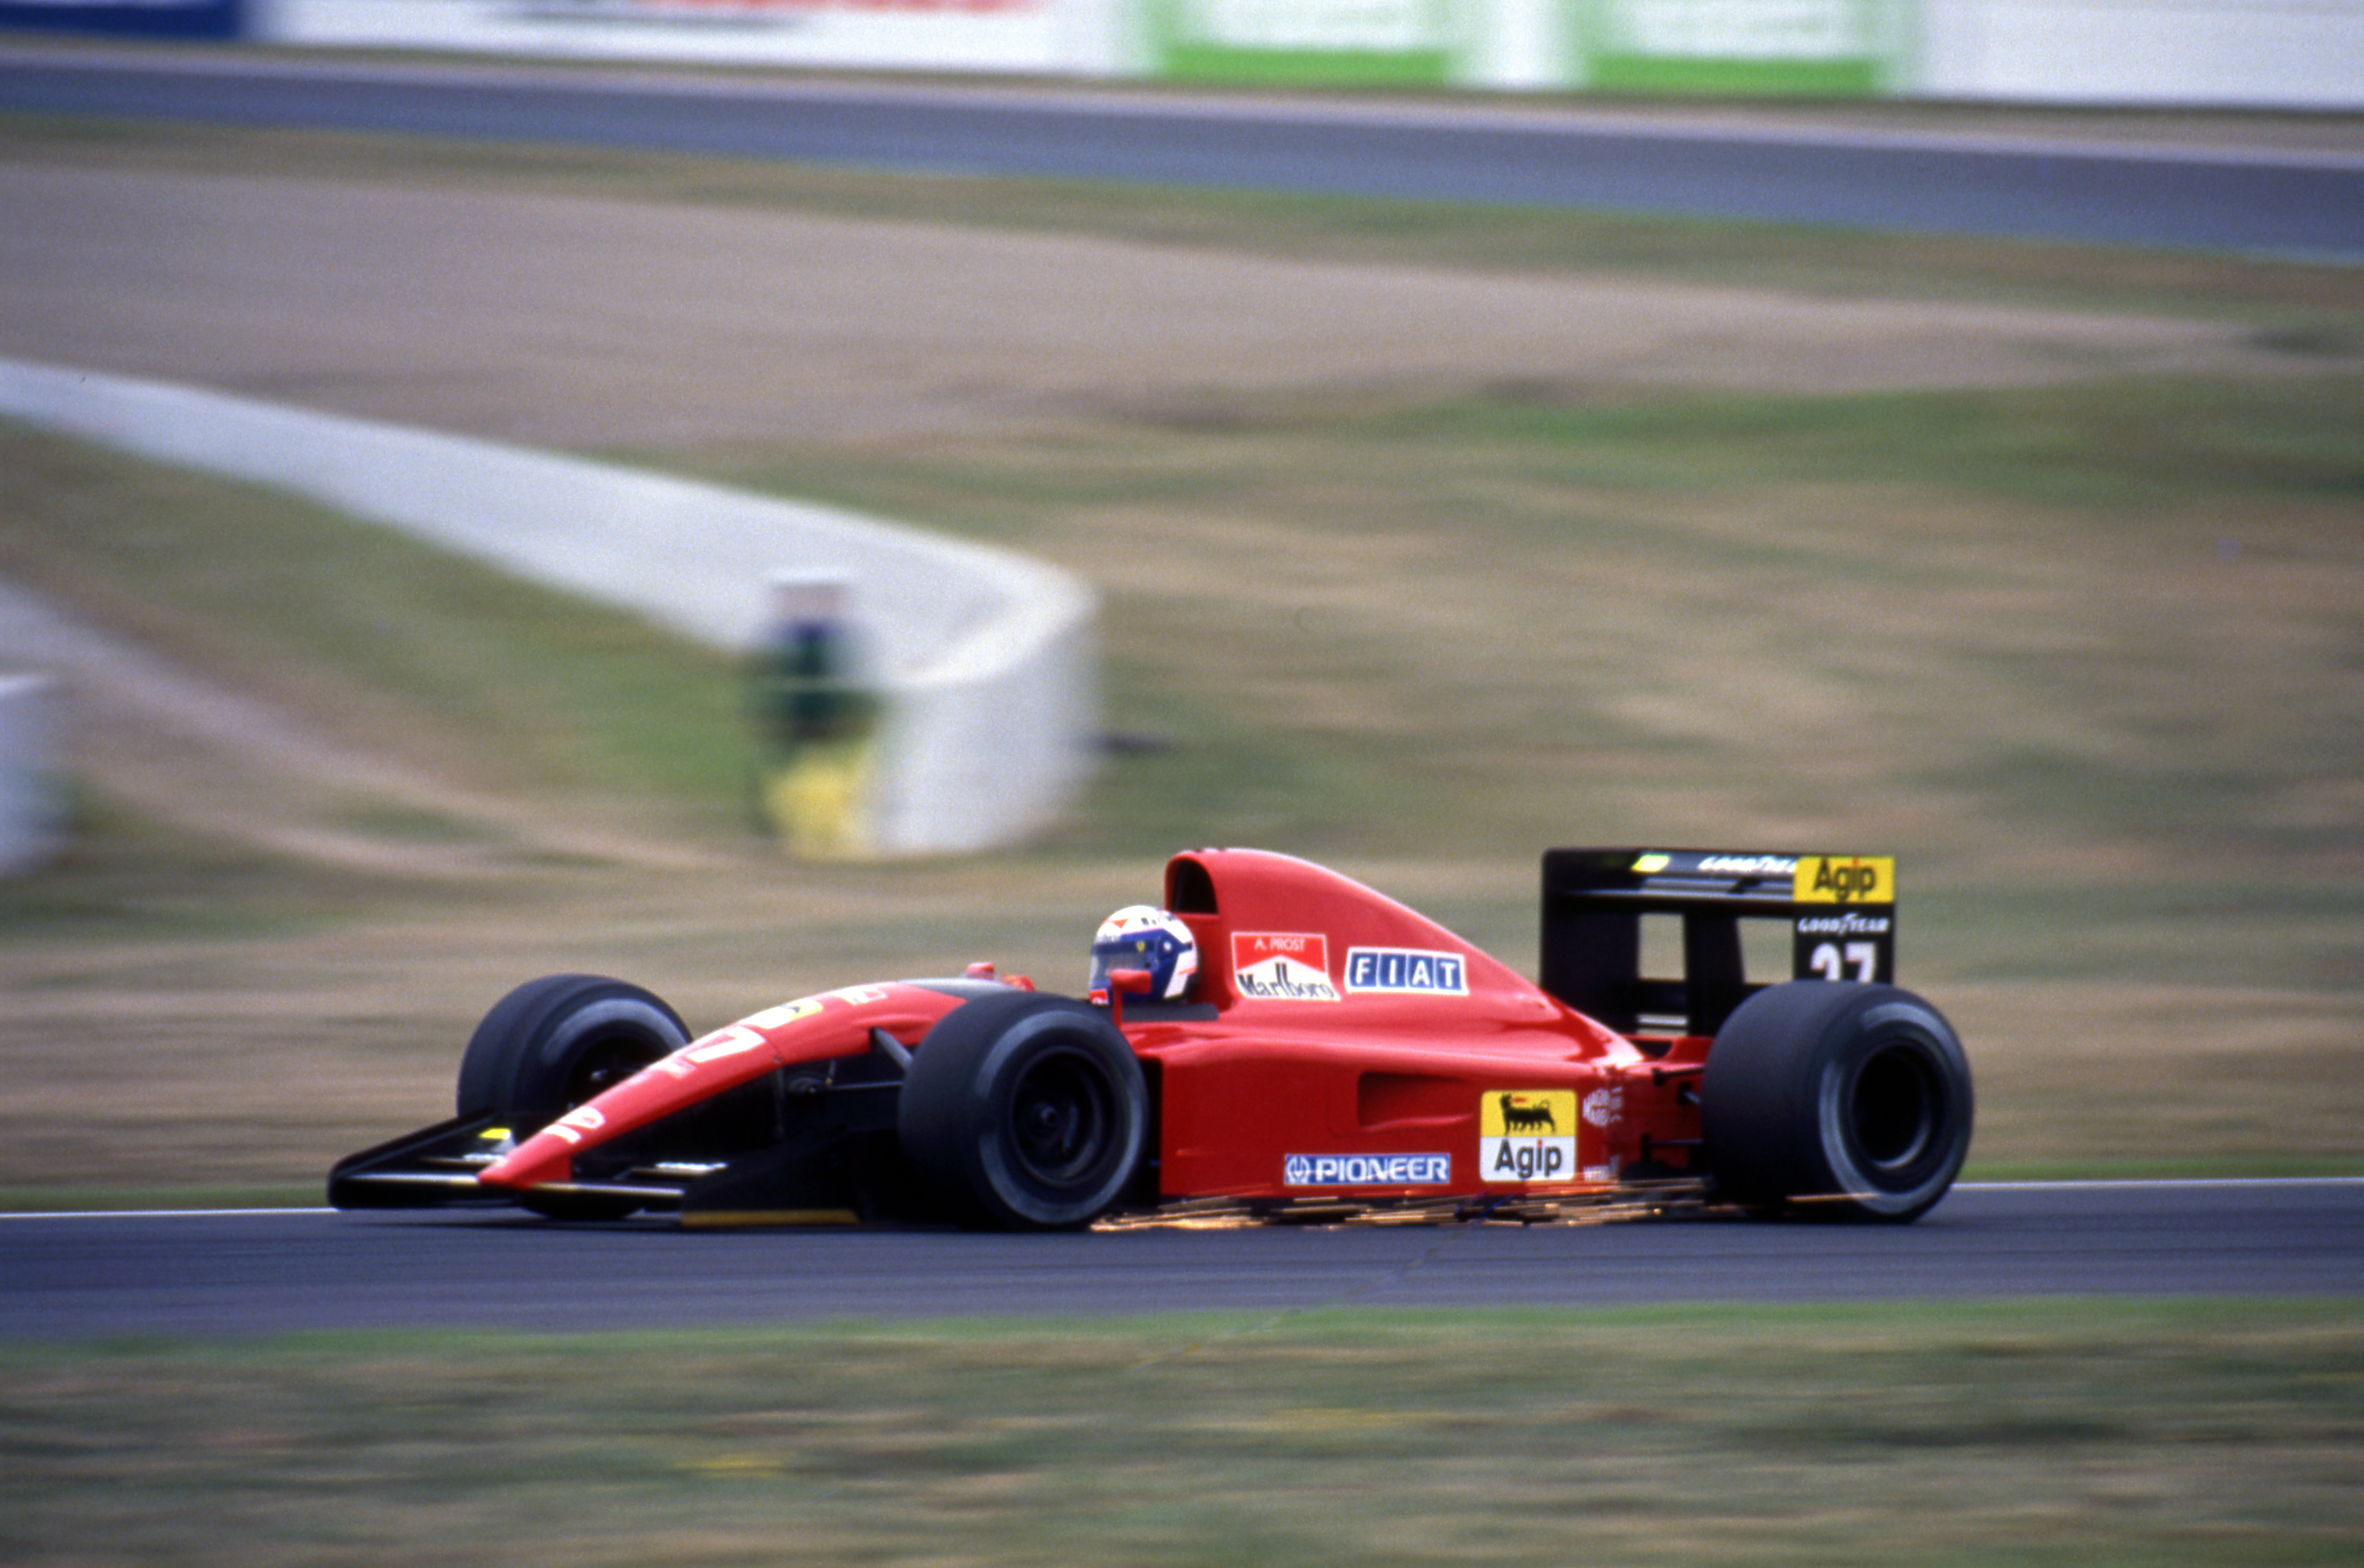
[{"x1": 1540, "y1": 849, "x2": 1896, "y2": 1037}]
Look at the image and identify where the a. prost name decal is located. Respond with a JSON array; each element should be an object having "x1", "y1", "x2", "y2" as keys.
[
  {"x1": 1284, "y1": 1152, "x2": 1451, "y2": 1187},
  {"x1": 1480, "y1": 1089, "x2": 1578, "y2": 1183},
  {"x1": 1233, "y1": 932, "x2": 1339, "y2": 1002},
  {"x1": 1343, "y1": 947, "x2": 1468, "y2": 996}
]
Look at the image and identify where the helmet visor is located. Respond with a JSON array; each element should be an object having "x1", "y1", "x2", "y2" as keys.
[{"x1": 1089, "y1": 937, "x2": 1162, "y2": 997}]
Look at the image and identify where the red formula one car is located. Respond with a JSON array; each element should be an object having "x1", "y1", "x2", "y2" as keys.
[{"x1": 330, "y1": 847, "x2": 1973, "y2": 1227}]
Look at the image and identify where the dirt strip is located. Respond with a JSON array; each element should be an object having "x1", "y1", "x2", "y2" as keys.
[{"x1": 2, "y1": 165, "x2": 2351, "y2": 450}]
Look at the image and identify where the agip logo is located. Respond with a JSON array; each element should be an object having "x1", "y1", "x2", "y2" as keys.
[
  {"x1": 1793, "y1": 855, "x2": 1894, "y2": 905},
  {"x1": 1479, "y1": 1089, "x2": 1577, "y2": 1183}
]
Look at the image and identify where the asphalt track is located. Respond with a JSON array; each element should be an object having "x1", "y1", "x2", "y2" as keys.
[
  {"x1": 3, "y1": 48, "x2": 2362, "y2": 258},
  {"x1": 4, "y1": 1181, "x2": 2358, "y2": 1339}
]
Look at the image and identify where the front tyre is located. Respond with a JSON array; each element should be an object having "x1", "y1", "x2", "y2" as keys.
[
  {"x1": 1701, "y1": 981, "x2": 1973, "y2": 1222},
  {"x1": 898, "y1": 992, "x2": 1148, "y2": 1230},
  {"x1": 457, "y1": 974, "x2": 690, "y2": 1131},
  {"x1": 455, "y1": 975, "x2": 690, "y2": 1219}
]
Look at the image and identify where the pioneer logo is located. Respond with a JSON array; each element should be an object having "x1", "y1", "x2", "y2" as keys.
[{"x1": 1283, "y1": 1153, "x2": 1451, "y2": 1187}]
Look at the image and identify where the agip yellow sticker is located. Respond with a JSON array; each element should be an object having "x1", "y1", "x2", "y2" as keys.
[
  {"x1": 740, "y1": 997, "x2": 829, "y2": 1029},
  {"x1": 1792, "y1": 855, "x2": 1895, "y2": 905},
  {"x1": 1480, "y1": 1089, "x2": 1578, "y2": 1184}
]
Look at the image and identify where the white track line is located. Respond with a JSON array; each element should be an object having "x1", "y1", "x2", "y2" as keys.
[
  {"x1": 5, "y1": 1177, "x2": 2360, "y2": 1219},
  {"x1": 0, "y1": 1207, "x2": 337, "y2": 1219},
  {"x1": 1958, "y1": 1176, "x2": 2364, "y2": 1191}
]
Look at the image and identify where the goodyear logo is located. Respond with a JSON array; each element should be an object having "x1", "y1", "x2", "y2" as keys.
[
  {"x1": 1480, "y1": 1089, "x2": 1578, "y2": 1183},
  {"x1": 1634, "y1": 852, "x2": 1799, "y2": 879},
  {"x1": 1699, "y1": 854, "x2": 1798, "y2": 878},
  {"x1": 1284, "y1": 1153, "x2": 1451, "y2": 1187},
  {"x1": 1344, "y1": 947, "x2": 1467, "y2": 996},
  {"x1": 1794, "y1": 855, "x2": 1894, "y2": 905}
]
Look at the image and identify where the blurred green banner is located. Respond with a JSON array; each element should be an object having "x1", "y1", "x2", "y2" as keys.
[
  {"x1": 1580, "y1": 0, "x2": 1898, "y2": 95},
  {"x1": 1145, "y1": 0, "x2": 1466, "y2": 85}
]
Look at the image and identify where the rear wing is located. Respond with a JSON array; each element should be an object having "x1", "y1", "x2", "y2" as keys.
[{"x1": 1539, "y1": 849, "x2": 1896, "y2": 1037}]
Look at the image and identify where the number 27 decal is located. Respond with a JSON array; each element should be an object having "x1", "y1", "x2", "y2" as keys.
[{"x1": 1810, "y1": 941, "x2": 1880, "y2": 982}]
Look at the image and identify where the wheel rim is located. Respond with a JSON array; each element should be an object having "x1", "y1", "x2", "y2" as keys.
[
  {"x1": 561, "y1": 1032, "x2": 664, "y2": 1112},
  {"x1": 1005, "y1": 1048, "x2": 1117, "y2": 1186},
  {"x1": 1849, "y1": 1044, "x2": 1942, "y2": 1173}
]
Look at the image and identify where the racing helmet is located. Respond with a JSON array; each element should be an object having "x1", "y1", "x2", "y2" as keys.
[{"x1": 1088, "y1": 905, "x2": 1199, "y2": 1002}]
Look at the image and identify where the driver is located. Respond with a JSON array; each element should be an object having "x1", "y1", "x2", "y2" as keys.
[{"x1": 1088, "y1": 905, "x2": 1199, "y2": 1003}]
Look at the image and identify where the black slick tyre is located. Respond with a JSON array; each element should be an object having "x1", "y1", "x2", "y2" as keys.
[
  {"x1": 455, "y1": 975, "x2": 689, "y2": 1221},
  {"x1": 1700, "y1": 981, "x2": 1972, "y2": 1222},
  {"x1": 898, "y1": 991, "x2": 1148, "y2": 1230},
  {"x1": 455, "y1": 974, "x2": 689, "y2": 1135}
]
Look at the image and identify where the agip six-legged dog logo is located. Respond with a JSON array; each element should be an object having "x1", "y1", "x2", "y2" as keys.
[
  {"x1": 1480, "y1": 1089, "x2": 1577, "y2": 1182},
  {"x1": 1497, "y1": 1092, "x2": 1559, "y2": 1135}
]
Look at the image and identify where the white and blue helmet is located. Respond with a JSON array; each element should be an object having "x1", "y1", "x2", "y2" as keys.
[{"x1": 1089, "y1": 905, "x2": 1199, "y2": 1002}]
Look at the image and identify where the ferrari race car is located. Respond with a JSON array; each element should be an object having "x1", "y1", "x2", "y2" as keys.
[{"x1": 330, "y1": 847, "x2": 1974, "y2": 1228}]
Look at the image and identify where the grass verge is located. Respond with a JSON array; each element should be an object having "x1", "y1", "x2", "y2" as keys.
[{"x1": 4, "y1": 1302, "x2": 2360, "y2": 1565}]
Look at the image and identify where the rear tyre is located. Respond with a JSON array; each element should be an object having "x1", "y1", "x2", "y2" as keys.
[
  {"x1": 1701, "y1": 981, "x2": 1972, "y2": 1222},
  {"x1": 898, "y1": 991, "x2": 1148, "y2": 1230},
  {"x1": 455, "y1": 975, "x2": 690, "y2": 1219}
]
